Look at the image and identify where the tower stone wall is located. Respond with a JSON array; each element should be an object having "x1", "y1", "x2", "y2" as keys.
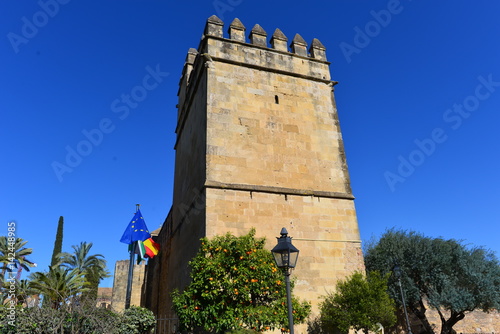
[
  {"x1": 111, "y1": 260, "x2": 145, "y2": 313},
  {"x1": 143, "y1": 16, "x2": 365, "y2": 333}
]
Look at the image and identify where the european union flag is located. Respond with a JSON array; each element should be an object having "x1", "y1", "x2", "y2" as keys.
[{"x1": 120, "y1": 209, "x2": 151, "y2": 244}]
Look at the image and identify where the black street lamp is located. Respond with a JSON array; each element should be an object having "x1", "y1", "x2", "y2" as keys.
[
  {"x1": 271, "y1": 228, "x2": 299, "y2": 334},
  {"x1": 394, "y1": 264, "x2": 413, "y2": 334}
]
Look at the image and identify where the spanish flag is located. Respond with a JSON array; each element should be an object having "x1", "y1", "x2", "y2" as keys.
[{"x1": 144, "y1": 237, "x2": 160, "y2": 259}]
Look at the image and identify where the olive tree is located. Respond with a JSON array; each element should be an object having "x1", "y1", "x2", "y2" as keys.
[{"x1": 364, "y1": 229, "x2": 500, "y2": 334}]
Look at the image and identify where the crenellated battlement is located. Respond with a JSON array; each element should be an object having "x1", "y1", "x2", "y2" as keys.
[
  {"x1": 177, "y1": 15, "x2": 333, "y2": 122},
  {"x1": 203, "y1": 15, "x2": 328, "y2": 61}
]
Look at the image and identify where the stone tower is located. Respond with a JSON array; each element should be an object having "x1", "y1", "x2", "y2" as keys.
[
  {"x1": 111, "y1": 260, "x2": 145, "y2": 313},
  {"x1": 143, "y1": 15, "x2": 364, "y2": 333}
]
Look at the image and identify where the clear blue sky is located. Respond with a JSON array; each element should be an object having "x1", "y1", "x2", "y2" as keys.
[{"x1": 2, "y1": 1, "x2": 499, "y2": 288}]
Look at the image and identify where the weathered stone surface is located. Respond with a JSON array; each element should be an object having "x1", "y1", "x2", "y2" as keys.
[
  {"x1": 249, "y1": 24, "x2": 268, "y2": 47},
  {"x1": 111, "y1": 260, "x2": 145, "y2": 313},
  {"x1": 129, "y1": 17, "x2": 498, "y2": 334},
  {"x1": 204, "y1": 188, "x2": 363, "y2": 313},
  {"x1": 270, "y1": 28, "x2": 288, "y2": 52},
  {"x1": 204, "y1": 15, "x2": 223, "y2": 37},
  {"x1": 143, "y1": 18, "x2": 360, "y2": 334},
  {"x1": 228, "y1": 18, "x2": 246, "y2": 42},
  {"x1": 290, "y1": 33, "x2": 308, "y2": 57},
  {"x1": 405, "y1": 301, "x2": 500, "y2": 333},
  {"x1": 310, "y1": 38, "x2": 327, "y2": 61}
]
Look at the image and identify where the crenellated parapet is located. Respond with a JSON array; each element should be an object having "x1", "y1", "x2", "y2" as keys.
[
  {"x1": 248, "y1": 24, "x2": 267, "y2": 47},
  {"x1": 203, "y1": 15, "x2": 328, "y2": 61},
  {"x1": 204, "y1": 15, "x2": 224, "y2": 38},
  {"x1": 270, "y1": 28, "x2": 288, "y2": 52},
  {"x1": 177, "y1": 15, "x2": 333, "y2": 121},
  {"x1": 228, "y1": 18, "x2": 245, "y2": 42},
  {"x1": 177, "y1": 47, "x2": 198, "y2": 119}
]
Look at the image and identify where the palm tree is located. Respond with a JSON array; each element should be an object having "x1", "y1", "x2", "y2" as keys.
[
  {"x1": 29, "y1": 266, "x2": 87, "y2": 309},
  {"x1": 0, "y1": 237, "x2": 36, "y2": 298},
  {"x1": 57, "y1": 242, "x2": 110, "y2": 301},
  {"x1": 0, "y1": 236, "x2": 36, "y2": 277}
]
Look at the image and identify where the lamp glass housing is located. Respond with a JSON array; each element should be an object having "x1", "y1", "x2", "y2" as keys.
[{"x1": 271, "y1": 229, "x2": 299, "y2": 269}]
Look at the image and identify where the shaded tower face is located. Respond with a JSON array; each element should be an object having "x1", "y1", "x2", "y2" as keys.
[{"x1": 168, "y1": 15, "x2": 364, "y2": 322}]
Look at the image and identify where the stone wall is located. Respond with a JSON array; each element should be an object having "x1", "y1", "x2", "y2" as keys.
[
  {"x1": 144, "y1": 15, "x2": 365, "y2": 334},
  {"x1": 420, "y1": 307, "x2": 500, "y2": 334},
  {"x1": 205, "y1": 188, "x2": 364, "y2": 313},
  {"x1": 111, "y1": 260, "x2": 145, "y2": 313},
  {"x1": 96, "y1": 287, "x2": 112, "y2": 309}
]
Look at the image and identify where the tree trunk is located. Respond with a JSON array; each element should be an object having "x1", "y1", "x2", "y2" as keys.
[
  {"x1": 409, "y1": 300, "x2": 435, "y2": 334},
  {"x1": 439, "y1": 310, "x2": 464, "y2": 334}
]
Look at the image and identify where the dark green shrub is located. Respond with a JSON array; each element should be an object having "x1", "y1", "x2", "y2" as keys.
[
  {"x1": 119, "y1": 306, "x2": 156, "y2": 334},
  {"x1": 0, "y1": 306, "x2": 64, "y2": 334},
  {"x1": 0, "y1": 304, "x2": 155, "y2": 334}
]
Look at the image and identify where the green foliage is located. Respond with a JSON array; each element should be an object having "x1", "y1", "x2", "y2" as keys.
[
  {"x1": 0, "y1": 304, "x2": 154, "y2": 334},
  {"x1": 317, "y1": 271, "x2": 396, "y2": 334},
  {"x1": 63, "y1": 303, "x2": 123, "y2": 334},
  {"x1": 14, "y1": 279, "x2": 36, "y2": 306},
  {"x1": 225, "y1": 329, "x2": 259, "y2": 334},
  {"x1": 364, "y1": 228, "x2": 500, "y2": 334},
  {"x1": 172, "y1": 229, "x2": 311, "y2": 333},
  {"x1": 50, "y1": 216, "x2": 65, "y2": 267},
  {"x1": 29, "y1": 266, "x2": 88, "y2": 309},
  {"x1": 57, "y1": 241, "x2": 110, "y2": 301},
  {"x1": 0, "y1": 305, "x2": 65, "y2": 334},
  {"x1": 30, "y1": 241, "x2": 110, "y2": 308},
  {"x1": 119, "y1": 306, "x2": 156, "y2": 334},
  {"x1": 0, "y1": 237, "x2": 35, "y2": 278},
  {"x1": 0, "y1": 237, "x2": 144, "y2": 333}
]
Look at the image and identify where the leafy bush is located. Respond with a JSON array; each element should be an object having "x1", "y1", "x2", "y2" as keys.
[
  {"x1": 225, "y1": 329, "x2": 259, "y2": 334},
  {"x1": 0, "y1": 304, "x2": 155, "y2": 334},
  {"x1": 172, "y1": 229, "x2": 311, "y2": 333},
  {"x1": 0, "y1": 306, "x2": 65, "y2": 334},
  {"x1": 64, "y1": 305, "x2": 122, "y2": 334},
  {"x1": 315, "y1": 271, "x2": 395, "y2": 334},
  {"x1": 119, "y1": 306, "x2": 156, "y2": 334}
]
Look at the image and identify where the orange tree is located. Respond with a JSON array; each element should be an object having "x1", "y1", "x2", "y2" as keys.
[{"x1": 172, "y1": 229, "x2": 311, "y2": 333}]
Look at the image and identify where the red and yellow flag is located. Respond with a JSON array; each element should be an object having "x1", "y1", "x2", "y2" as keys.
[{"x1": 144, "y1": 237, "x2": 160, "y2": 258}]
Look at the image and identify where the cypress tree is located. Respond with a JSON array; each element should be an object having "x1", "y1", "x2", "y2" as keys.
[{"x1": 50, "y1": 216, "x2": 64, "y2": 267}]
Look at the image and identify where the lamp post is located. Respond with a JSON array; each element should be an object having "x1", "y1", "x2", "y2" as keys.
[
  {"x1": 394, "y1": 265, "x2": 413, "y2": 334},
  {"x1": 271, "y1": 228, "x2": 299, "y2": 334}
]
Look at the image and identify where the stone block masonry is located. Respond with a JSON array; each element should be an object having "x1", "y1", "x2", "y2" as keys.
[
  {"x1": 111, "y1": 260, "x2": 145, "y2": 313},
  {"x1": 143, "y1": 15, "x2": 365, "y2": 334}
]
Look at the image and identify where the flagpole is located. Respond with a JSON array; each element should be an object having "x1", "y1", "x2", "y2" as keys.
[{"x1": 125, "y1": 204, "x2": 140, "y2": 309}]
